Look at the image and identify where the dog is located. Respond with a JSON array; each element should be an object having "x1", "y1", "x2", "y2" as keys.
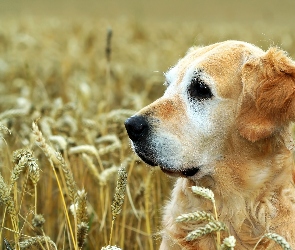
[{"x1": 124, "y1": 40, "x2": 295, "y2": 249}]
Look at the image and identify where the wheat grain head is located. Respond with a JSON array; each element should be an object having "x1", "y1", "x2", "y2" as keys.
[
  {"x1": 185, "y1": 221, "x2": 226, "y2": 242},
  {"x1": 111, "y1": 167, "x2": 128, "y2": 221},
  {"x1": 176, "y1": 211, "x2": 215, "y2": 223}
]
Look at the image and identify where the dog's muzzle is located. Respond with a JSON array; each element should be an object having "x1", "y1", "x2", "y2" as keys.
[
  {"x1": 125, "y1": 115, "x2": 200, "y2": 177},
  {"x1": 124, "y1": 115, "x2": 158, "y2": 166}
]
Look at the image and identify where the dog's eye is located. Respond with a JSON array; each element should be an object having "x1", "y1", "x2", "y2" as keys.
[{"x1": 188, "y1": 76, "x2": 213, "y2": 100}]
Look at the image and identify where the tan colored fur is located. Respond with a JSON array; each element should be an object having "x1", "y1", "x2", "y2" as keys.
[{"x1": 134, "y1": 41, "x2": 295, "y2": 249}]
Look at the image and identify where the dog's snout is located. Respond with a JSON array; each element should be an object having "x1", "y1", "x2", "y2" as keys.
[{"x1": 125, "y1": 116, "x2": 149, "y2": 142}]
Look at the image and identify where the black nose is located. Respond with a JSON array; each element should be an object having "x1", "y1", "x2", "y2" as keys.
[{"x1": 124, "y1": 115, "x2": 149, "y2": 142}]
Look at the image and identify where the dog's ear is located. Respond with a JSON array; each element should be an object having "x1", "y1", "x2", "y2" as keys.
[{"x1": 237, "y1": 47, "x2": 295, "y2": 142}]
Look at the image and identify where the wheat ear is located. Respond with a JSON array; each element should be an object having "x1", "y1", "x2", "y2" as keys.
[
  {"x1": 220, "y1": 236, "x2": 236, "y2": 250},
  {"x1": 109, "y1": 167, "x2": 127, "y2": 245},
  {"x1": 191, "y1": 186, "x2": 214, "y2": 203},
  {"x1": 0, "y1": 124, "x2": 11, "y2": 135},
  {"x1": 0, "y1": 174, "x2": 19, "y2": 245},
  {"x1": 32, "y1": 214, "x2": 45, "y2": 229},
  {"x1": 191, "y1": 186, "x2": 221, "y2": 246},
  {"x1": 106, "y1": 109, "x2": 135, "y2": 123},
  {"x1": 100, "y1": 165, "x2": 120, "y2": 185},
  {"x1": 101, "y1": 246, "x2": 122, "y2": 250},
  {"x1": 19, "y1": 236, "x2": 57, "y2": 250},
  {"x1": 253, "y1": 233, "x2": 292, "y2": 250},
  {"x1": 185, "y1": 221, "x2": 226, "y2": 241},
  {"x1": 95, "y1": 135, "x2": 121, "y2": 156},
  {"x1": 176, "y1": 211, "x2": 215, "y2": 223},
  {"x1": 12, "y1": 149, "x2": 40, "y2": 213},
  {"x1": 54, "y1": 151, "x2": 78, "y2": 202},
  {"x1": 32, "y1": 121, "x2": 77, "y2": 249},
  {"x1": 4, "y1": 238, "x2": 13, "y2": 250},
  {"x1": 81, "y1": 153, "x2": 103, "y2": 185},
  {"x1": 68, "y1": 145, "x2": 99, "y2": 158},
  {"x1": 0, "y1": 108, "x2": 29, "y2": 120},
  {"x1": 75, "y1": 190, "x2": 89, "y2": 249}
]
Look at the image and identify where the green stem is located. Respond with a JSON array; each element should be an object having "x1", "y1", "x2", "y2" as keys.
[{"x1": 213, "y1": 201, "x2": 220, "y2": 249}]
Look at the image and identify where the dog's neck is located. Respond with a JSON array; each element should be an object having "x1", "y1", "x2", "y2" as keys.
[
  {"x1": 193, "y1": 130, "x2": 295, "y2": 248},
  {"x1": 162, "y1": 129, "x2": 295, "y2": 249}
]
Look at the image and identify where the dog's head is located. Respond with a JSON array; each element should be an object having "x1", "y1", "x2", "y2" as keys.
[{"x1": 125, "y1": 40, "x2": 295, "y2": 180}]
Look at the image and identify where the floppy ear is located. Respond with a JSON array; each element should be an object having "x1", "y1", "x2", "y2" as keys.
[{"x1": 237, "y1": 47, "x2": 295, "y2": 142}]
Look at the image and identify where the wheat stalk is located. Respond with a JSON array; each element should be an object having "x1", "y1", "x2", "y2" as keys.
[
  {"x1": 32, "y1": 121, "x2": 77, "y2": 249},
  {"x1": 144, "y1": 168, "x2": 155, "y2": 250},
  {"x1": 71, "y1": 192, "x2": 89, "y2": 249},
  {"x1": 105, "y1": 28, "x2": 112, "y2": 63}
]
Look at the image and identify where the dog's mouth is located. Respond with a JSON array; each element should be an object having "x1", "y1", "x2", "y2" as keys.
[
  {"x1": 136, "y1": 150, "x2": 200, "y2": 177},
  {"x1": 160, "y1": 166, "x2": 200, "y2": 177}
]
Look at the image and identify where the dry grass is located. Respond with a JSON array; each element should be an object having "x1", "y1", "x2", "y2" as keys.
[{"x1": 0, "y1": 14, "x2": 294, "y2": 250}]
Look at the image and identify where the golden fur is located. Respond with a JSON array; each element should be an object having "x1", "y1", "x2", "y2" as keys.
[{"x1": 125, "y1": 40, "x2": 295, "y2": 249}]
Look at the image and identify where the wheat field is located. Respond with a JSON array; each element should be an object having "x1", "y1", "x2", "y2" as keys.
[{"x1": 0, "y1": 2, "x2": 295, "y2": 249}]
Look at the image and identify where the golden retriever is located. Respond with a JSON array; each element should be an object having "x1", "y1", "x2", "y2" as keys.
[{"x1": 124, "y1": 40, "x2": 295, "y2": 249}]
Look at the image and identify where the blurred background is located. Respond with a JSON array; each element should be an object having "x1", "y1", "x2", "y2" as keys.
[{"x1": 1, "y1": 0, "x2": 295, "y2": 25}]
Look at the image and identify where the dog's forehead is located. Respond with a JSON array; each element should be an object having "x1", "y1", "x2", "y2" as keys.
[{"x1": 171, "y1": 41, "x2": 263, "y2": 98}]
